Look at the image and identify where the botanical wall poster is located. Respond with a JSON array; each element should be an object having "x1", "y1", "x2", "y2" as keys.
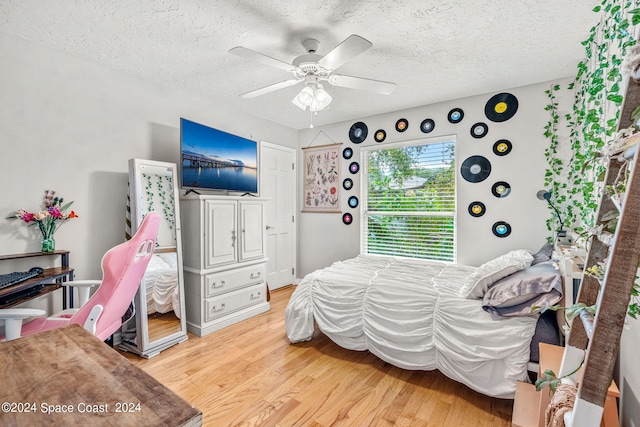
[{"x1": 302, "y1": 143, "x2": 342, "y2": 213}]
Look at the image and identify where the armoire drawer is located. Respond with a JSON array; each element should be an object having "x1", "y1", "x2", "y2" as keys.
[
  {"x1": 205, "y1": 283, "x2": 266, "y2": 321},
  {"x1": 204, "y1": 263, "x2": 266, "y2": 297}
]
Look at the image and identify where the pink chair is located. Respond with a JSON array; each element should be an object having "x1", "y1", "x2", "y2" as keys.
[{"x1": 0, "y1": 212, "x2": 161, "y2": 341}]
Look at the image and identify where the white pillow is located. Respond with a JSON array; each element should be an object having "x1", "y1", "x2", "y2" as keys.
[{"x1": 461, "y1": 249, "x2": 534, "y2": 299}]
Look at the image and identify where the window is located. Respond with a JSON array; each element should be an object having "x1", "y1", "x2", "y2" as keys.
[{"x1": 362, "y1": 138, "x2": 456, "y2": 262}]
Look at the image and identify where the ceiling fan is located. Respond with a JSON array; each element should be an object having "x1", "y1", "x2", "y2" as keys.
[{"x1": 229, "y1": 34, "x2": 396, "y2": 112}]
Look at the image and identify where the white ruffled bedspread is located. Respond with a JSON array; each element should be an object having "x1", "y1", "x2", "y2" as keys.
[
  {"x1": 143, "y1": 253, "x2": 181, "y2": 319},
  {"x1": 285, "y1": 255, "x2": 537, "y2": 398}
]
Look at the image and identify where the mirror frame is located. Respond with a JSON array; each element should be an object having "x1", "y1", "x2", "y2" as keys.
[{"x1": 120, "y1": 158, "x2": 188, "y2": 358}]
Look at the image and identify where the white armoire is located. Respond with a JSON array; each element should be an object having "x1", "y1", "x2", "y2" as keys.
[{"x1": 180, "y1": 195, "x2": 269, "y2": 336}]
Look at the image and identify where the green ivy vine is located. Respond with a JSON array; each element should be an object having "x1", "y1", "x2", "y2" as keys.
[
  {"x1": 543, "y1": 84, "x2": 566, "y2": 233},
  {"x1": 543, "y1": 0, "x2": 639, "y2": 235}
]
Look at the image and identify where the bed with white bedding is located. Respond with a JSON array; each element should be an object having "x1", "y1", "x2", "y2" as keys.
[
  {"x1": 285, "y1": 250, "x2": 563, "y2": 399},
  {"x1": 143, "y1": 253, "x2": 181, "y2": 319}
]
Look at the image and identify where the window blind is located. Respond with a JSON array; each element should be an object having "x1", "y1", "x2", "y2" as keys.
[{"x1": 362, "y1": 139, "x2": 455, "y2": 262}]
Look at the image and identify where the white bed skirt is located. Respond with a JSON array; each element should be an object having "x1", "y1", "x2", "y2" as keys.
[{"x1": 285, "y1": 255, "x2": 537, "y2": 399}]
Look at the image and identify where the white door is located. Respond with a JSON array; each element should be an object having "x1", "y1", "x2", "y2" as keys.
[{"x1": 261, "y1": 142, "x2": 296, "y2": 290}]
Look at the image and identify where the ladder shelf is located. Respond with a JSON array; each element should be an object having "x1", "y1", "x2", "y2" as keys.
[
  {"x1": 513, "y1": 72, "x2": 640, "y2": 426},
  {"x1": 558, "y1": 136, "x2": 640, "y2": 426}
]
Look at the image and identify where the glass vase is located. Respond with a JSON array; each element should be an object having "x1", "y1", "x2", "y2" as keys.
[{"x1": 41, "y1": 237, "x2": 55, "y2": 253}]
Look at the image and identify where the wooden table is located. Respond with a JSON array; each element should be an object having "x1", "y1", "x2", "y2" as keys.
[{"x1": 0, "y1": 324, "x2": 202, "y2": 426}]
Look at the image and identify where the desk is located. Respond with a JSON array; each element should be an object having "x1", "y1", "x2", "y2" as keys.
[
  {"x1": 0, "y1": 250, "x2": 74, "y2": 308},
  {"x1": 555, "y1": 244, "x2": 586, "y2": 307},
  {"x1": 0, "y1": 324, "x2": 202, "y2": 426},
  {"x1": 539, "y1": 343, "x2": 619, "y2": 427}
]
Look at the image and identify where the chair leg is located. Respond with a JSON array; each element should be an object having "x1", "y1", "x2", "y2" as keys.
[{"x1": 4, "y1": 318, "x2": 23, "y2": 341}]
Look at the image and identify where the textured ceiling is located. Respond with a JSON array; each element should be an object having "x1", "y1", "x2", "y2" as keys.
[{"x1": 0, "y1": 1, "x2": 597, "y2": 130}]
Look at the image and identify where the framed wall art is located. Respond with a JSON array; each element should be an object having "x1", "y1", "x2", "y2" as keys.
[{"x1": 302, "y1": 143, "x2": 342, "y2": 213}]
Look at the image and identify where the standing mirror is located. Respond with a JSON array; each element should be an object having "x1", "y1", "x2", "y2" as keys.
[{"x1": 120, "y1": 158, "x2": 188, "y2": 358}]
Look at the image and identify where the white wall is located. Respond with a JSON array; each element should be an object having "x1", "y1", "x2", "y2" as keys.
[
  {"x1": 297, "y1": 81, "x2": 557, "y2": 277},
  {"x1": 620, "y1": 317, "x2": 640, "y2": 426},
  {"x1": 0, "y1": 33, "x2": 297, "y2": 280}
]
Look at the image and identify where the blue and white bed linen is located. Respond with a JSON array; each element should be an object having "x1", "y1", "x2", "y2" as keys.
[{"x1": 285, "y1": 254, "x2": 537, "y2": 399}]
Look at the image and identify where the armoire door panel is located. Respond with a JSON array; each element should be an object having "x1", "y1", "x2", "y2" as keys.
[{"x1": 205, "y1": 200, "x2": 237, "y2": 268}]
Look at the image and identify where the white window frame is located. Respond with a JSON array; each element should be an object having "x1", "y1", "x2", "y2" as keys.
[{"x1": 360, "y1": 134, "x2": 457, "y2": 262}]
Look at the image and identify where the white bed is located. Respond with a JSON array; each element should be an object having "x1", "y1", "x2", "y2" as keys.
[
  {"x1": 143, "y1": 253, "x2": 181, "y2": 319},
  {"x1": 285, "y1": 252, "x2": 562, "y2": 399}
]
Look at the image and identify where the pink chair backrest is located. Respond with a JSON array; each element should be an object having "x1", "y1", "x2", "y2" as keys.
[{"x1": 69, "y1": 212, "x2": 161, "y2": 340}]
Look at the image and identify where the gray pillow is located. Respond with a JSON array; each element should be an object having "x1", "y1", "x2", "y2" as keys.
[
  {"x1": 461, "y1": 249, "x2": 534, "y2": 299},
  {"x1": 482, "y1": 261, "x2": 563, "y2": 319},
  {"x1": 531, "y1": 242, "x2": 554, "y2": 265}
]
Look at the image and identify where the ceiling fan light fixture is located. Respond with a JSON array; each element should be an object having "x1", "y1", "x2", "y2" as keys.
[
  {"x1": 291, "y1": 95, "x2": 306, "y2": 110},
  {"x1": 309, "y1": 99, "x2": 321, "y2": 112},
  {"x1": 292, "y1": 84, "x2": 332, "y2": 112},
  {"x1": 313, "y1": 84, "x2": 332, "y2": 110},
  {"x1": 292, "y1": 85, "x2": 314, "y2": 110}
]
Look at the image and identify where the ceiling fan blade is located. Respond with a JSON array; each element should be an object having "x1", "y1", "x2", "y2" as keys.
[
  {"x1": 229, "y1": 46, "x2": 297, "y2": 72},
  {"x1": 327, "y1": 74, "x2": 396, "y2": 95},
  {"x1": 318, "y1": 34, "x2": 372, "y2": 71},
  {"x1": 240, "y1": 79, "x2": 302, "y2": 98}
]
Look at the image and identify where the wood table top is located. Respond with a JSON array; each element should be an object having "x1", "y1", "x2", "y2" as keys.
[{"x1": 0, "y1": 324, "x2": 201, "y2": 426}]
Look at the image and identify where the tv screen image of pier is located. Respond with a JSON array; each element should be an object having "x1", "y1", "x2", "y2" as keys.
[{"x1": 181, "y1": 118, "x2": 257, "y2": 193}]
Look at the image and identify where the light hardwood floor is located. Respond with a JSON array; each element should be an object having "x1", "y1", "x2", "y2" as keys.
[{"x1": 120, "y1": 286, "x2": 514, "y2": 426}]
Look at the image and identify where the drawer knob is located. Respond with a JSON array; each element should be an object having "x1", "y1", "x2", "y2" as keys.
[
  {"x1": 250, "y1": 272, "x2": 262, "y2": 279},
  {"x1": 250, "y1": 292, "x2": 262, "y2": 300}
]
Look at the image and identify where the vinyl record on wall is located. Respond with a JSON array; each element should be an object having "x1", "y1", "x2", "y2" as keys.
[
  {"x1": 374, "y1": 129, "x2": 387, "y2": 142},
  {"x1": 348, "y1": 196, "x2": 359, "y2": 208},
  {"x1": 349, "y1": 161, "x2": 360, "y2": 174},
  {"x1": 349, "y1": 121, "x2": 368, "y2": 143},
  {"x1": 491, "y1": 181, "x2": 511, "y2": 198},
  {"x1": 342, "y1": 213, "x2": 353, "y2": 225},
  {"x1": 343, "y1": 147, "x2": 353, "y2": 159},
  {"x1": 485, "y1": 93, "x2": 519, "y2": 122},
  {"x1": 468, "y1": 201, "x2": 486, "y2": 217},
  {"x1": 395, "y1": 118, "x2": 409, "y2": 132},
  {"x1": 470, "y1": 122, "x2": 489, "y2": 139},
  {"x1": 492, "y1": 139, "x2": 512, "y2": 156},
  {"x1": 420, "y1": 118, "x2": 435, "y2": 133},
  {"x1": 492, "y1": 221, "x2": 512, "y2": 237},
  {"x1": 460, "y1": 155, "x2": 491, "y2": 183},
  {"x1": 448, "y1": 108, "x2": 464, "y2": 123},
  {"x1": 343, "y1": 178, "x2": 353, "y2": 190}
]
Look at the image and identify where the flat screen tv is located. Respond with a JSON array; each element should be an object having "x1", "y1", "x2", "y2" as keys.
[{"x1": 180, "y1": 118, "x2": 258, "y2": 194}]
